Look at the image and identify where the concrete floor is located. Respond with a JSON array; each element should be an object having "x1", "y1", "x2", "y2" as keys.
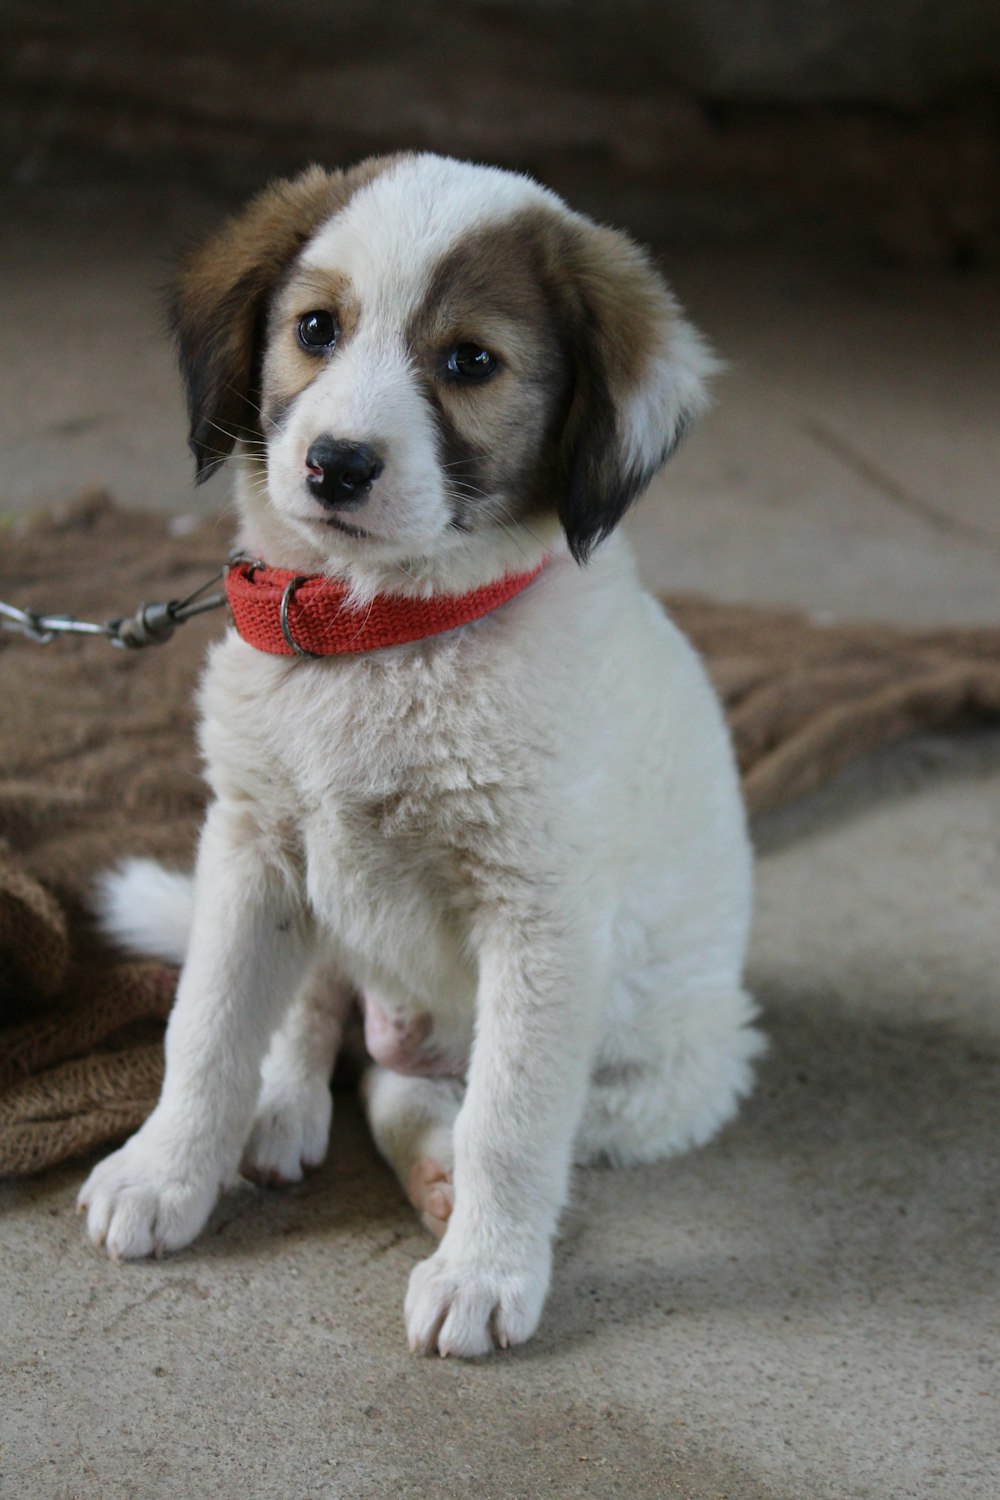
[{"x1": 1, "y1": 176, "x2": 999, "y2": 1500}]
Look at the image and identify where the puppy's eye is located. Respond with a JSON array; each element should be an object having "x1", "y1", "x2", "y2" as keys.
[
  {"x1": 446, "y1": 343, "x2": 498, "y2": 381},
  {"x1": 297, "y1": 310, "x2": 339, "y2": 352}
]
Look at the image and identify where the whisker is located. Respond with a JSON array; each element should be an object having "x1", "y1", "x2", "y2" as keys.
[
  {"x1": 490, "y1": 517, "x2": 534, "y2": 560},
  {"x1": 445, "y1": 479, "x2": 490, "y2": 499},
  {"x1": 199, "y1": 419, "x2": 246, "y2": 446},
  {"x1": 208, "y1": 501, "x2": 240, "y2": 545},
  {"x1": 441, "y1": 483, "x2": 550, "y2": 559},
  {"x1": 193, "y1": 454, "x2": 231, "y2": 480},
  {"x1": 220, "y1": 382, "x2": 266, "y2": 421},
  {"x1": 485, "y1": 498, "x2": 550, "y2": 554},
  {"x1": 447, "y1": 489, "x2": 490, "y2": 505}
]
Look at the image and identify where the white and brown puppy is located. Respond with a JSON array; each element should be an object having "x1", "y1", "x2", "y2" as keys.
[{"x1": 80, "y1": 153, "x2": 762, "y2": 1358}]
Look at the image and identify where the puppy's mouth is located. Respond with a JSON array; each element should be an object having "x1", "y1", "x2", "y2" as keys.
[{"x1": 319, "y1": 514, "x2": 372, "y2": 540}]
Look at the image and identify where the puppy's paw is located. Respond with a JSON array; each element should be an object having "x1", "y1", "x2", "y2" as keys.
[
  {"x1": 242, "y1": 1076, "x2": 333, "y2": 1185},
  {"x1": 77, "y1": 1130, "x2": 220, "y2": 1260},
  {"x1": 404, "y1": 1243, "x2": 551, "y2": 1358},
  {"x1": 407, "y1": 1157, "x2": 454, "y2": 1240}
]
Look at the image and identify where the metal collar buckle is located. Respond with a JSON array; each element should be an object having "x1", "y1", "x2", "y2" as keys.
[{"x1": 279, "y1": 576, "x2": 320, "y2": 658}]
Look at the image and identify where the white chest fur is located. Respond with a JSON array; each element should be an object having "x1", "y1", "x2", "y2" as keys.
[
  {"x1": 198, "y1": 559, "x2": 571, "y2": 1024},
  {"x1": 196, "y1": 538, "x2": 751, "y2": 1065}
]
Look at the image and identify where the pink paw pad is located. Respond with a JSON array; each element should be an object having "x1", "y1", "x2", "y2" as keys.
[{"x1": 407, "y1": 1157, "x2": 454, "y2": 1240}]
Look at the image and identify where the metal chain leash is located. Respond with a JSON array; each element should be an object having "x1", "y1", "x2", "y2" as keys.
[{"x1": 0, "y1": 562, "x2": 236, "y2": 650}]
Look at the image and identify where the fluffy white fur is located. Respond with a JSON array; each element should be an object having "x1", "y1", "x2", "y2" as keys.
[
  {"x1": 96, "y1": 858, "x2": 193, "y2": 965},
  {"x1": 79, "y1": 154, "x2": 762, "y2": 1359}
]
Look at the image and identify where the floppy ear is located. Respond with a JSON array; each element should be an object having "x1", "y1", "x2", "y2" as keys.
[
  {"x1": 555, "y1": 220, "x2": 718, "y2": 563},
  {"x1": 168, "y1": 166, "x2": 344, "y2": 482}
]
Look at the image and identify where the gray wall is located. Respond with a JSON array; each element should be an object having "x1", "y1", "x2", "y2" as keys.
[{"x1": 3, "y1": 1, "x2": 998, "y2": 258}]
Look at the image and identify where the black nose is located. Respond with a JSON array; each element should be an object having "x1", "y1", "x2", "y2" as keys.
[{"x1": 304, "y1": 438, "x2": 384, "y2": 510}]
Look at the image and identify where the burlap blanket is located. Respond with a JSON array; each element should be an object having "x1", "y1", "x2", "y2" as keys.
[{"x1": 2, "y1": 491, "x2": 999, "y2": 1177}]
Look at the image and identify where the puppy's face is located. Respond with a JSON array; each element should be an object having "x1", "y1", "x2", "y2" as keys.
[
  {"x1": 171, "y1": 155, "x2": 715, "y2": 569},
  {"x1": 259, "y1": 166, "x2": 572, "y2": 561}
]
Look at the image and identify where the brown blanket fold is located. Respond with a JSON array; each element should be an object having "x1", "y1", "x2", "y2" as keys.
[{"x1": 2, "y1": 491, "x2": 999, "y2": 1176}]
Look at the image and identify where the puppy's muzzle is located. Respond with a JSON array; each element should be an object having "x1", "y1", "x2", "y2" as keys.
[{"x1": 305, "y1": 437, "x2": 384, "y2": 511}]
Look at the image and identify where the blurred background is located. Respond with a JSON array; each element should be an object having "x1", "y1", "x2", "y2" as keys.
[{"x1": 1, "y1": 0, "x2": 998, "y2": 619}]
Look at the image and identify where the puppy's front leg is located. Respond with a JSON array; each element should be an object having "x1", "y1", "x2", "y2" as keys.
[
  {"x1": 405, "y1": 913, "x2": 603, "y2": 1357},
  {"x1": 79, "y1": 800, "x2": 311, "y2": 1259}
]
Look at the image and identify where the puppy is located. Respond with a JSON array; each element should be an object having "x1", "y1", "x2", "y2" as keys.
[{"x1": 79, "y1": 153, "x2": 762, "y2": 1358}]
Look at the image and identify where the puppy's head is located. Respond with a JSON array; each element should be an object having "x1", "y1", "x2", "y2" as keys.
[{"x1": 171, "y1": 154, "x2": 715, "y2": 568}]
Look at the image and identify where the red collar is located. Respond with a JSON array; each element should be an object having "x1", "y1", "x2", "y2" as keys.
[{"x1": 225, "y1": 557, "x2": 548, "y2": 657}]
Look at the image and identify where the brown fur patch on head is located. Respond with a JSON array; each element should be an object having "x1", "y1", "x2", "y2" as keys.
[
  {"x1": 402, "y1": 202, "x2": 709, "y2": 558},
  {"x1": 170, "y1": 154, "x2": 407, "y2": 480},
  {"x1": 406, "y1": 219, "x2": 571, "y2": 532}
]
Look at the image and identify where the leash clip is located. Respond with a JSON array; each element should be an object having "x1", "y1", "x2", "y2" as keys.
[
  {"x1": 0, "y1": 565, "x2": 227, "y2": 651},
  {"x1": 110, "y1": 601, "x2": 179, "y2": 650}
]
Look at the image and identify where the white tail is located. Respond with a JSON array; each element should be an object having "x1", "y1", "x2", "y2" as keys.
[{"x1": 94, "y1": 858, "x2": 195, "y2": 964}]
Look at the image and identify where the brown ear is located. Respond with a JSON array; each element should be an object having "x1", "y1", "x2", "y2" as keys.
[
  {"x1": 168, "y1": 166, "x2": 346, "y2": 482},
  {"x1": 554, "y1": 220, "x2": 717, "y2": 562}
]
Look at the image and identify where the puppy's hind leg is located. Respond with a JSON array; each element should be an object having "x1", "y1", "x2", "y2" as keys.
[
  {"x1": 243, "y1": 949, "x2": 353, "y2": 1186},
  {"x1": 576, "y1": 981, "x2": 764, "y2": 1167},
  {"x1": 361, "y1": 1066, "x2": 464, "y2": 1239}
]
